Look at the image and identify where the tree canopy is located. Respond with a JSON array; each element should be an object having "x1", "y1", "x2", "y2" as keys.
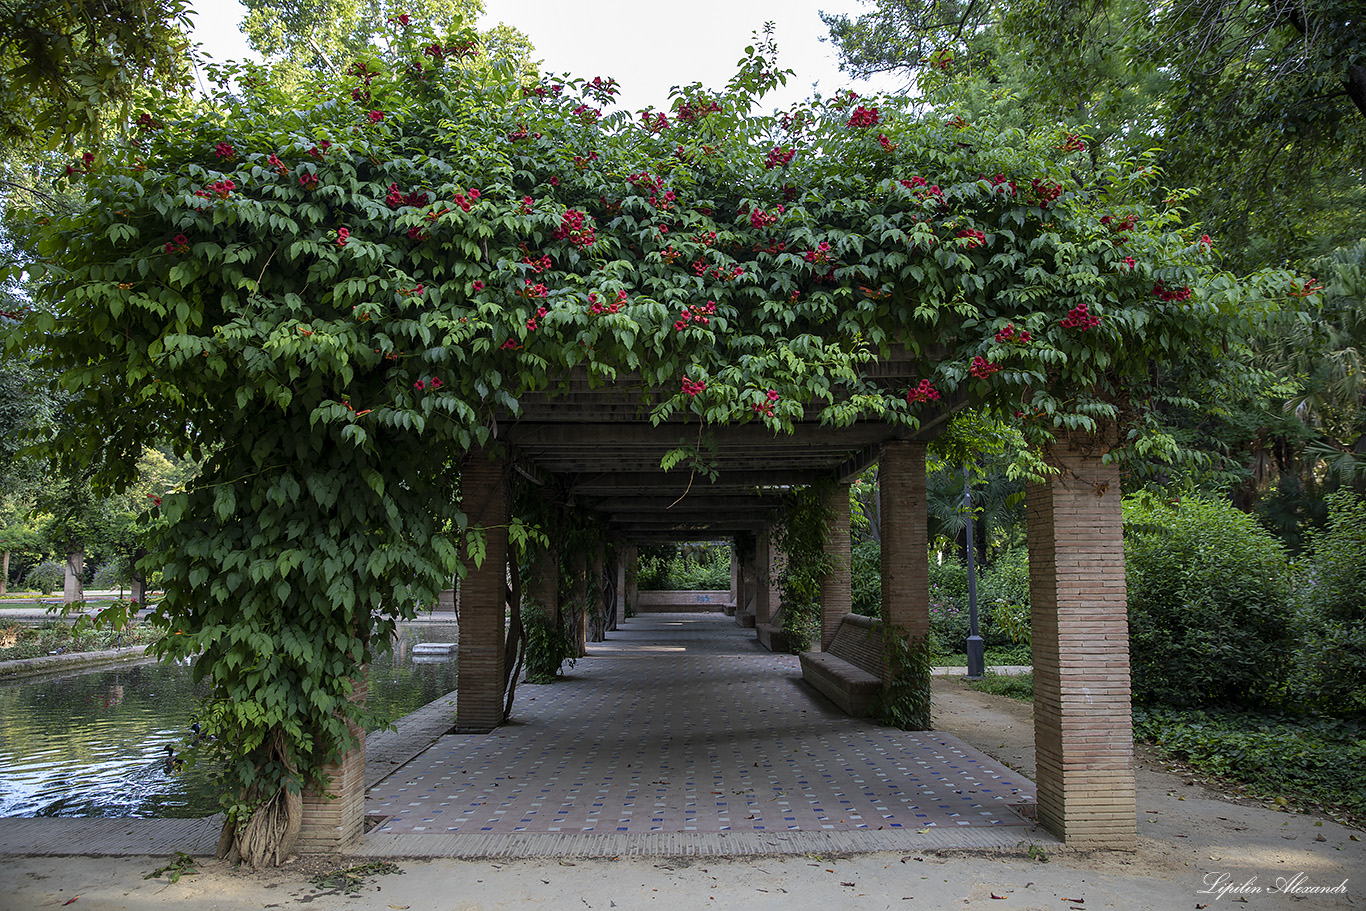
[{"x1": 822, "y1": 0, "x2": 1366, "y2": 269}]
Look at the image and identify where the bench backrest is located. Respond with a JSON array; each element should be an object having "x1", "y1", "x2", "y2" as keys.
[{"x1": 826, "y1": 613, "x2": 885, "y2": 679}]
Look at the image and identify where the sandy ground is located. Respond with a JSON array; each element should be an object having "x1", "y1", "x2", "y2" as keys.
[{"x1": 1, "y1": 678, "x2": 1360, "y2": 911}]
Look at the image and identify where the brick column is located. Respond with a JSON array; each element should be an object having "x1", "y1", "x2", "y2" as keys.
[
  {"x1": 614, "y1": 553, "x2": 628, "y2": 627},
  {"x1": 570, "y1": 549, "x2": 588, "y2": 657},
  {"x1": 768, "y1": 545, "x2": 787, "y2": 627},
  {"x1": 820, "y1": 484, "x2": 853, "y2": 650},
  {"x1": 589, "y1": 545, "x2": 607, "y2": 642},
  {"x1": 456, "y1": 449, "x2": 510, "y2": 733},
  {"x1": 752, "y1": 530, "x2": 771, "y2": 626},
  {"x1": 727, "y1": 541, "x2": 740, "y2": 616},
  {"x1": 624, "y1": 545, "x2": 639, "y2": 618},
  {"x1": 1027, "y1": 429, "x2": 1136, "y2": 847},
  {"x1": 528, "y1": 543, "x2": 559, "y2": 623},
  {"x1": 880, "y1": 442, "x2": 929, "y2": 642},
  {"x1": 298, "y1": 674, "x2": 367, "y2": 853}
]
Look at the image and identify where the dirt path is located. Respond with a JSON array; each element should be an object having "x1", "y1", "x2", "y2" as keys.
[{"x1": 931, "y1": 676, "x2": 1363, "y2": 885}]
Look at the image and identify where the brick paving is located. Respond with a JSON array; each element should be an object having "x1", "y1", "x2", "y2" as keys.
[{"x1": 366, "y1": 613, "x2": 1035, "y2": 840}]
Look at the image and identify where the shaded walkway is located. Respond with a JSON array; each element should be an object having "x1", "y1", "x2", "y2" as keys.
[{"x1": 361, "y1": 613, "x2": 1043, "y2": 857}]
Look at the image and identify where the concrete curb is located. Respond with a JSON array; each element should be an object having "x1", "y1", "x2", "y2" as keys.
[{"x1": 0, "y1": 644, "x2": 153, "y2": 681}]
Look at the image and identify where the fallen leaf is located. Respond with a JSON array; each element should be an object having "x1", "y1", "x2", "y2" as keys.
[
  {"x1": 1315, "y1": 835, "x2": 1327, "y2": 842},
  {"x1": 841, "y1": 882, "x2": 856, "y2": 887},
  {"x1": 388, "y1": 906, "x2": 409, "y2": 909},
  {"x1": 62, "y1": 900, "x2": 79, "y2": 907},
  {"x1": 1062, "y1": 899, "x2": 1084, "y2": 904},
  {"x1": 991, "y1": 893, "x2": 1007, "y2": 900}
]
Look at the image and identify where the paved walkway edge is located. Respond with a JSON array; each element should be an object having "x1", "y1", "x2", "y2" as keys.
[{"x1": 352, "y1": 824, "x2": 1059, "y2": 859}]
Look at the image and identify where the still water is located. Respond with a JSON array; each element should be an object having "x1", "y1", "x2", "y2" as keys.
[{"x1": 0, "y1": 624, "x2": 457, "y2": 818}]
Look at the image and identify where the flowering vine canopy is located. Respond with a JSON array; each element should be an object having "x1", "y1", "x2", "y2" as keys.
[{"x1": 14, "y1": 19, "x2": 1302, "y2": 859}]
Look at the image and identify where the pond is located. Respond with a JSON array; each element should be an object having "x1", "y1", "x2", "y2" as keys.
[{"x1": 0, "y1": 623, "x2": 457, "y2": 819}]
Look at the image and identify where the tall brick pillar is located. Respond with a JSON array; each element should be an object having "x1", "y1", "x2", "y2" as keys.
[
  {"x1": 727, "y1": 541, "x2": 740, "y2": 616},
  {"x1": 528, "y1": 542, "x2": 559, "y2": 623},
  {"x1": 456, "y1": 449, "x2": 510, "y2": 733},
  {"x1": 752, "y1": 530, "x2": 771, "y2": 626},
  {"x1": 624, "y1": 545, "x2": 639, "y2": 618},
  {"x1": 880, "y1": 442, "x2": 930, "y2": 643},
  {"x1": 570, "y1": 549, "x2": 588, "y2": 657},
  {"x1": 1027, "y1": 430, "x2": 1136, "y2": 847},
  {"x1": 767, "y1": 544, "x2": 786, "y2": 625},
  {"x1": 614, "y1": 552, "x2": 627, "y2": 627},
  {"x1": 820, "y1": 484, "x2": 853, "y2": 650},
  {"x1": 589, "y1": 546, "x2": 607, "y2": 642},
  {"x1": 298, "y1": 674, "x2": 367, "y2": 852}
]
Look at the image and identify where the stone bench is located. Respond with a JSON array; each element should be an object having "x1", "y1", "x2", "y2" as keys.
[
  {"x1": 798, "y1": 613, "x2": 885, "y2": 717},
  {"x1": 755, "y1": 621, "x2": 788, "y2": 653}
]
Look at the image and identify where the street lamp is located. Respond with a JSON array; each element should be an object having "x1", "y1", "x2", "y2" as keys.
[{"x1": 963, "y1": 467, "x2": 985, "y2": 678}]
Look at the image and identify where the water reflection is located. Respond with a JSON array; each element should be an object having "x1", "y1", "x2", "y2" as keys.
[{"x1": 0, "y1": 624, "x2": 457, "y2": 819}]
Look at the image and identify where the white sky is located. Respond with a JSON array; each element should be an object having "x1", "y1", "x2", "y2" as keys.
[{"x1": 186, "y1": 0, "x2": 906, "y2": 113}]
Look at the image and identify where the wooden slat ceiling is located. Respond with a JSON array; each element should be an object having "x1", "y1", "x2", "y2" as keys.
[{"x1": 496, "y1": 363, "x2": 959, "y2": 542}]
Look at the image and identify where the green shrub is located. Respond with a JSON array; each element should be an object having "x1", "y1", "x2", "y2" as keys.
[
  {"x1": 636, "y1": 548, "x2": 732, "y2": 591},
  {"x1": 928, "y1": 552, "x2": 1017, "y2": 653},
  {"x1": 979, "y1": 546, "x2": 1030, "y2": 612},
  {"x1": 851, "y1": 539, "x2": 882, "y2": 617},
  {"x1": 522, "y1": 602, "x2": 576, "y2": 684},
  {"x1": 25, "y1": 561, "x2": 64, "y2": 595},
  {"x1": 1135, "y1": 707, "x2": 1366, "y2": 818},
  {"x1": 1294, "y1": 491, "x2": 1366, "y2": 715},
  {"x1": 1124, "y1": 495, "x2": 1295, "y2": 709}
]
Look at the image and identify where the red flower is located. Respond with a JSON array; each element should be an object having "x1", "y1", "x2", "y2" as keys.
[
  {"x1": 299, "y1": 172, "x2": 319, "y2": 189},
  {"x1": 906, "y1": 379, "x2": 941, "y2": 403},
  {"x1": 681, "y1": 377, "x2": 706, "y2": 397},
  {"x1": 1060, "y1": 303, "x2": 1102, "y2": 329},
  {"x1": 472, "y1": 280, "x2": 484, "y2": 291},
  {"x1": 337, "y1": 226, "x2": 349, "y2": 247},
  {"x1": 413, "y1": 380, "x2": 426, "y2": 391},
  {"x1": 764, "y1": 146, "x2": 795, "y2": 169},
  {"x1": 969, "y1": 356, "x2": 1001, "y2": 379},
  {"x1": 955, "y1": 228, "x2": 986, "y2": 249},
  {"x1": 214, "y1": 141, "x2": 236, "y2": 160},
  {"x1": 367, "y1": 110, "x2": 385, "y2": 123},
  {"x1": 846, "y1": 105, "x2": 880, "y2": 128}
]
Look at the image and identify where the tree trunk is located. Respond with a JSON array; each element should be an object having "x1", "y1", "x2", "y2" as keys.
[
  {"x1": 216, "y1": 731, "x2": 302, "y2": 867},
  {"x1": 63, "y1": 551, "x2": 84, "y2": 604},
  {"x1": 1, "y1": 550, "x2": 8, "y2": 596}
]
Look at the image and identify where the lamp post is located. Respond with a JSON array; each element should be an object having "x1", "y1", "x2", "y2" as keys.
[{"x1": 963, "y1": 468, "x2": 985, "y2": 678}]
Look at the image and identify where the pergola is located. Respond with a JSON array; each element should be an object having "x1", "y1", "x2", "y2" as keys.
[{"x1": 298, "y1": 362, "x2": 1137, "y2": 853}]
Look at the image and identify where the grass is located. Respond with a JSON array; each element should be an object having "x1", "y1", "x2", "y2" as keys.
[
  {"x1": 934, "y1": 643, "x2": 1032, "y2": 667},
  {"x1": 964, "y1": 671, "x2": 1034, "y2": 701},
  {"x1": 1134, "y1": 707, "x2": 1366, "y2": 827}
]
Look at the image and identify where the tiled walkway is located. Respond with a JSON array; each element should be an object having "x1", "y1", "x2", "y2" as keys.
[{"x1": 366, "y1": 614, "x2": 1035, "y2": 846}]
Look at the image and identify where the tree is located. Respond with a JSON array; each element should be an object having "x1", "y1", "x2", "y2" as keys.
[
  {"x1": 0, "y1": 0, "x2": 194, "y2": 154},
  {"x1": 822, "y1": 0, "x2": 1366, "y2": 270},
  {"x1": 239, "y1": 0, "x2": 533, "y2": 91}
]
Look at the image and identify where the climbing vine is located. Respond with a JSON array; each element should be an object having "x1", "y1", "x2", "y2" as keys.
[
  {"x1": 772, "y1": 483, "x2": 836, "y2": 653},
  {"x1": 10, "y1": 13, "x2": 1309, "y2": 864},
  {"x1": 872, "y1": 624, "x2": 934, "y2": 731}
]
